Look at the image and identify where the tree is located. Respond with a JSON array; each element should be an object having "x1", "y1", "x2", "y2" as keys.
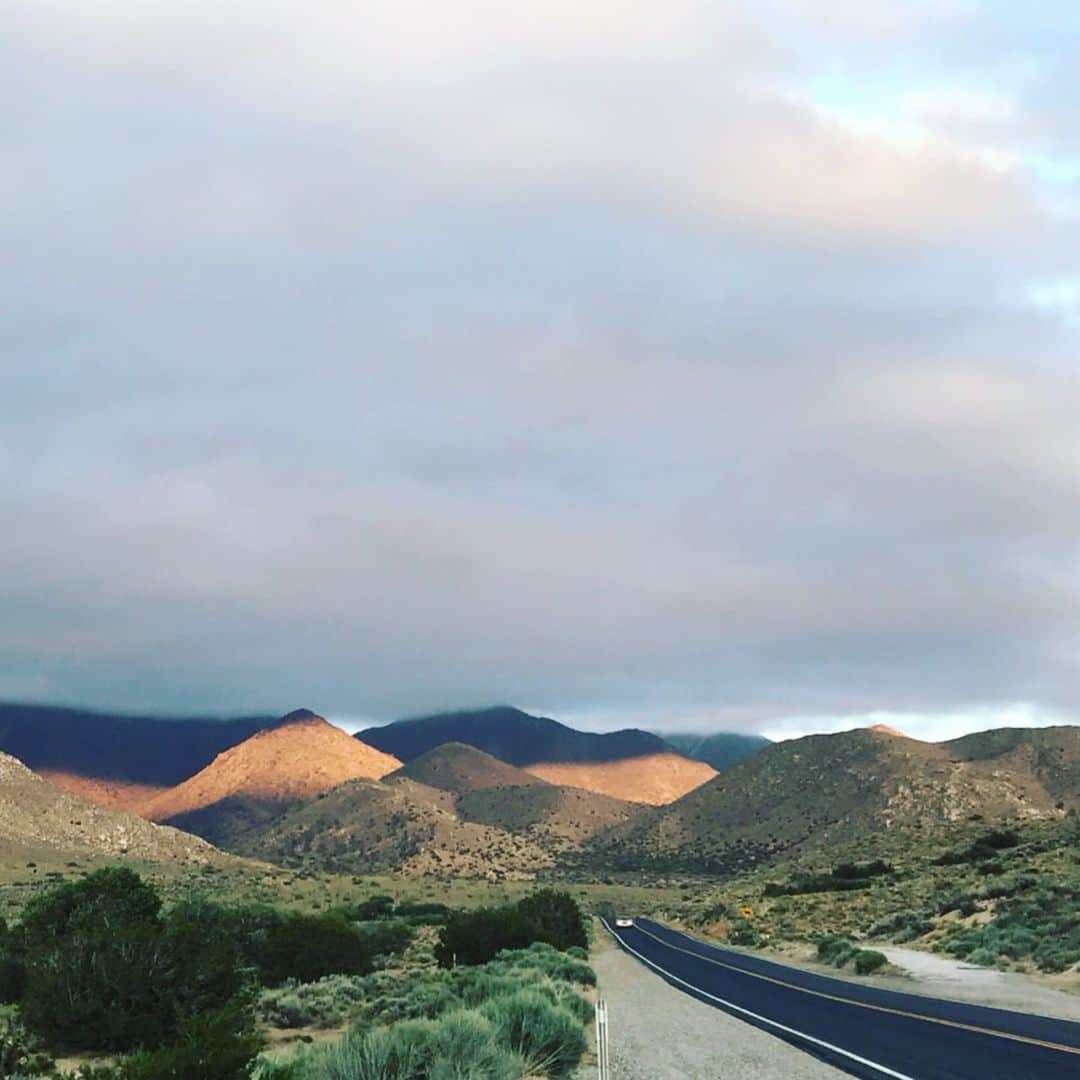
[{"x1": 17, "y1": 869, "x2": 253, "y2": 1054}]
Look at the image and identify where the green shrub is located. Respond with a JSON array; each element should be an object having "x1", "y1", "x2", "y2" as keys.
[
  {"x1": 116, "y1": 1000, "x2": 264, "y2": 1080},
  {"x1": 354, "y1": 919, "x2": 413, "y2": 959},
  {"x1": 255, "y1": 913, "x2": 374, "y2": 987},
  {"x1": 0, "y1": 1013, "x2": 54, "y2": 1076},
  {"x1": 853, "y1": 950, "x2": 887, "y2": 975},
  {"x1": 355, "y1": 896, "x2": 395, "y2": 920},
  {"x1": 297, "y1": 1016, "x2": 512, "y2": 1080},
  {"x1": 17, "y1": 869, "x2": 249, "y2": 1053},
  {"x1": 482, "y1": 989, "x2": 585, "y2": 1078},
  {"x1": 816, "y1": 935, "x2": 856, "y2": 967},
  {"x1": 435, "y1": 892, "x2": 586, "y2": 968},
  {"x1": 869, "y1": 911, "x2": 932, "y2": 943}
]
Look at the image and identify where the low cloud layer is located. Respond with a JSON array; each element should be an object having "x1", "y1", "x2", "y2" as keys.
[{"x1": 3, "y1": 2, "x2": 1079, "y2": 735}]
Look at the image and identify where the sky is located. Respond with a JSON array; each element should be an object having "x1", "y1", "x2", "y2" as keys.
[{"x1": 3, "y1": 2, "x2": 1079, "y2": 742}]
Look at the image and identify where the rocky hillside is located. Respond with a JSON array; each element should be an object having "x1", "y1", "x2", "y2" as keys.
[
  {"x1": 238, "y1": 775, "x2": 555, "y2": 880},
  {"x1": 141, "y1": 710, "x2": 400, "y2": 846},
  {"x1": 593, "y1": 725, "x2": 1080, "y2": 875},
  {"x1": 0, "y1": 752, "x2": 216, "y2": 865}
]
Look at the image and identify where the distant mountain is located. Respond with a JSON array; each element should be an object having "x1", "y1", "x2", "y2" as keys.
[
  {"x1": 524, "y1": 753, "x2": 716, "y2": 805},
  {"x1": 0, "y1": 751, "x2": 217, "y2": 866},
  {"x1": 594, "y1": 725, "x2": 1080, "y2": 875},
  {"x1": 0, "y1": 703, "x2": 274, "y2": 800},
  {"x1": 391, "y1": 742, "x2": 548, "y2": 794},
  {"x1": 360, "y1": 705, "x2": 670, "y2": 766},
  {"x1": 660, "y1": 732, "x2": 771, "y2": 772},
  {"x1": 142, "y1": 710, "x2": 400, "y2": 847}
]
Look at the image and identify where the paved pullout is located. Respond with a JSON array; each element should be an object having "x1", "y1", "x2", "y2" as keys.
[
  {"x1": 605, "y1": 918, "x2": 1080, "y2": 1080},
  {"x1": 579, "y1": 929, "x2": 845, "y2": 1079}
]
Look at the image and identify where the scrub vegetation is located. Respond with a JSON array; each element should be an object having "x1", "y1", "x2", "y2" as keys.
[
  {"x1": 0, "y1": 869, "x2": 593, "y2": 1079},
  {"x1": 683, "y1": 816, "x2": 1080, "y2": 978}
]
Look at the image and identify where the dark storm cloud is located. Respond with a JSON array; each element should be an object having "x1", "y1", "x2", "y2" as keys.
[{"x1": 2, "y1": 2, "x2": 1079, "y2": 735}]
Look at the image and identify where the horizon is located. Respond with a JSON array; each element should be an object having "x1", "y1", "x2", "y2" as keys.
[
  {"x1": 2, "y1": 695, "x2": 1075, "y2": 747},
  {"x1": 5, "y1": 4, "x2": 1079, "y2": 742}
]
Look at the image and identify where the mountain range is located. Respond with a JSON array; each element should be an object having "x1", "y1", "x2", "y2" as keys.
[
  {"x1": 592, "y1": 724, "x2": 1080, "y2": 875},
  {"x1": 0, "y1": 702, "x2": 275, "y2": 810},
  {"x1": 3, "y1": 697, "x2": 1076, "y2": 888},
  {"x1": 360, "y1": 706, "x2": 716, "y2": 803}
]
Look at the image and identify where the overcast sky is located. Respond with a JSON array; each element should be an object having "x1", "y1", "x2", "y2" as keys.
[{"x1": 3, "y1": 2, "x2": 1079, "y2": 740}]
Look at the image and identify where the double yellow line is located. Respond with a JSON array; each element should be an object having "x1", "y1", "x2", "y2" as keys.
[{"x1": 629, "y1": 920, "x2": 1080, "y2": 1059}]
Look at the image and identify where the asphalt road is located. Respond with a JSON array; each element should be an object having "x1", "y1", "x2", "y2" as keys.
[{"x1": 602, "y1": 918, "x2": 1080, "y2": 1079}]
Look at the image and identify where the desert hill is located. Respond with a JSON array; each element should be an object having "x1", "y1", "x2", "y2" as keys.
[
  {"x1": 141, "y1": 710, "x2": 400, "y2": 845},
  {"x1": 0, "y1": 703, "x2": 273, "y2": 802},
  {"x1": 593, "y1": 725, "x2": 1080, "y2": 875},
  {"x1": 0, "y1": 751, "x2": 216, "y2": 865},
  {"x1": 391, "y1": 742, "x2": 548, "y2": 793},
  {"x1": 238, "y1": 775, "x2": 556, "y2": 879},
  {"x1": 388, "y1": 742, "x2": 642, "y2": 839},
  {"x1": 359, "y1": 705, "x2": 669, "y2": 766},
  {"x1": 660, "y1": 732, "x2": 772, "y2": 771},
  {"x1": 197, "y1": 740, "x2": 648, "y2": 877},
  {"x1": 524, "y1": 753, "x2": 717, "y2": 805}
]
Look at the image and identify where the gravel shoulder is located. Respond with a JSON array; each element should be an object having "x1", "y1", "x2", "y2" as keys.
[
  {"x1": 575, "y1": 931, "x2": 845, "y2": 1080},
  {"x1": 874, "y1": 946, "x2": 1080, "y2": 1021}
]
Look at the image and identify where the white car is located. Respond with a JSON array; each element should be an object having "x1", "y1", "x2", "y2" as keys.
[{"x1": 615, "y1": 917, "x2": 634, "y2": 928}]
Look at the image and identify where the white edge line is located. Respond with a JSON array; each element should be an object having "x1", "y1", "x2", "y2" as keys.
[{"x1": 601, "y1": 919, "x2": 915, "y2": 1080}]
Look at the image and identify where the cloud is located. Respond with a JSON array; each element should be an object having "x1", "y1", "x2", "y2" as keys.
[{"x1": 2, "y1": 2, "x2": 1079, "y2": 733}]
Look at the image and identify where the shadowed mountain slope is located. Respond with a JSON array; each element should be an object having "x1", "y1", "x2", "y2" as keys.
[
  {"x1": 0, "y1": 702, "x2": 273, "y2": 790},
  {"x1": 0, "y1": 751, "x2": 217, "y2": 865},
  {"x1": 390, "y1": 742, "x2": 549, "y2": 793},
  {"x1": 141, "y1": 711, "x2": 400, "y2": 846},
  {"x1": 660, "y1": 732, "x2": 772, "y2": 772},
  {"x1": 359, "y1": 706, "x2": 668, "y2": 766},
  {"x1": 593, "y1": 725, "x2": 1080, "y2": 875}
]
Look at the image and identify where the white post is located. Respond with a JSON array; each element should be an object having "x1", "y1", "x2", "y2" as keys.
[{"x1": 596, "y1": 998, "x2": 610, "y2": 1080}]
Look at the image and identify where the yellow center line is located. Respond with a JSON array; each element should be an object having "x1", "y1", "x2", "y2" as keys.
[{"x1": 630, "y1": 922, "x2": 1080, "y2": 1058}]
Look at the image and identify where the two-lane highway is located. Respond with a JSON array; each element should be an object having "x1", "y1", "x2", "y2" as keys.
[{"x1": 603, "y1": 917, "x2": 1080, "y2": 1079}]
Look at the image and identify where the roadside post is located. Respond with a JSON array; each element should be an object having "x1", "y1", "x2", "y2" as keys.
[{"x1": 596, "y1": 998, "x2": 610, "y2": 1079}]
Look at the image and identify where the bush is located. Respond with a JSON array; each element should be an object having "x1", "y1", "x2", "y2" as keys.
[
  {"x1": 934, "y1": 829, "x2": 1020, "y2": 866},
  {"x1": 854, "y1": 950, "x2": 887, "y2": 975},
  {"x1": 295, "y1": 1014, "x2": 520, "y2": 1080},
  {"x1": 355, "y1": 896, "x2": 395, "y2": 920},
  {"x1": 253, "y1": 912, "x2": 374, "y2": 988},
  {"x1": 0, "y1": 1013, "x2": 54, "y2": 1076},
  {"x1": 869, "y1": 910, "x2": 933, "y2": 943},
  {"x1": 435, "y1": 892, "x2": 585, "y2": 968},
  {"x1": 116, "y1": 1000, "x2": 264, "y2": 1080},
  {"x1": 816, "y1": 935, "x2": 856, "y2": 967},
  {"x1": 14, "y1": 870, "x2": 254, "y2": 1055},
  {"x1": 354, "y1": 919, "x2": 413, "y2": 959},
  {"x1": 18, "y1": 869, "x2": 180, "y2": 1050},
  {"x1": 482, "y1": 989, "x2": 586, "y2": 1077}
]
